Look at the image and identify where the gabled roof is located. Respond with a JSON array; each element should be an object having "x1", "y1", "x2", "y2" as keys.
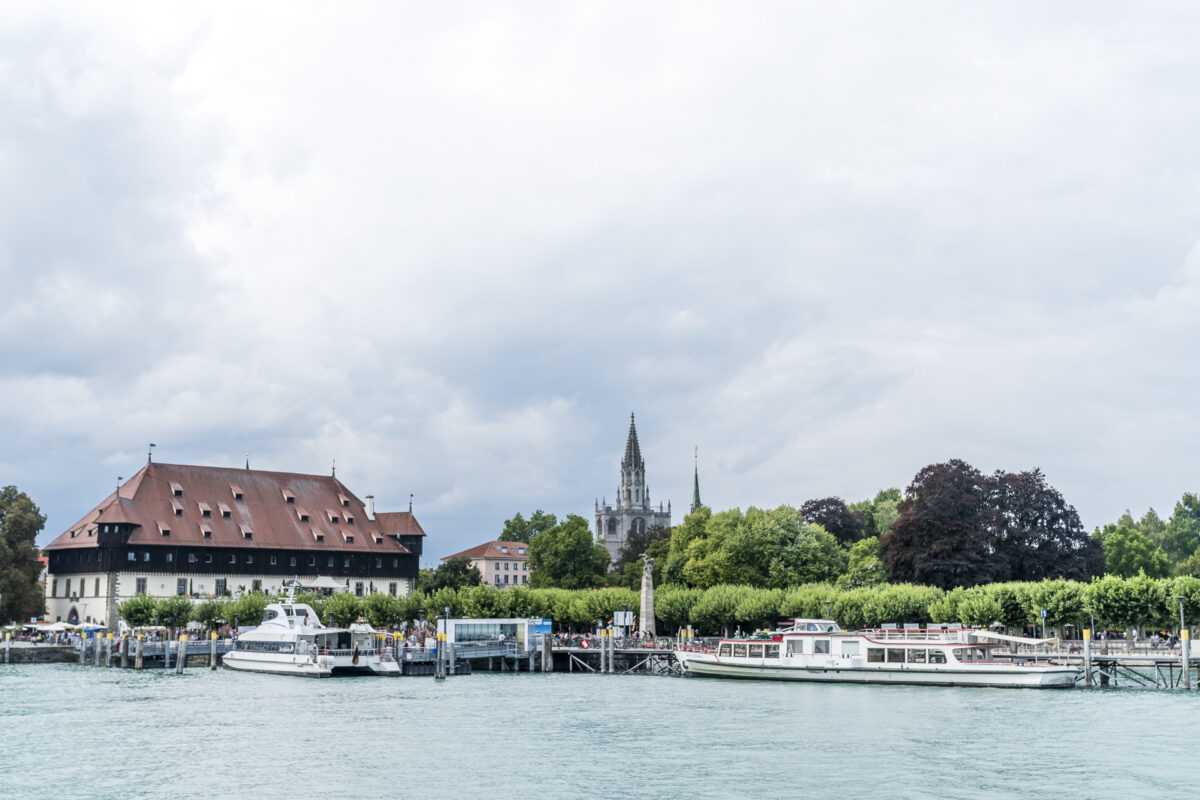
[
  {"x1": 375, "y1": 511, "x2": 426, "y2": 537},
  {"x1": 47, "y1": 462, "x2": 417, "y2": 554},
  {"x1": 442, "y1": 541, "x2": 529, "y2": 561}
]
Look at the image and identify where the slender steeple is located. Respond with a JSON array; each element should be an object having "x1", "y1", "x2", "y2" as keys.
[
  {"x1": 622, "y1": 413, "x2": 643, "y2": 470},
  {"x1": 619, "y1": 412, "x2": 648, "y2": 510},
  {"x1": 691, "y1": 446, "x2": 702, "y2": 513}
]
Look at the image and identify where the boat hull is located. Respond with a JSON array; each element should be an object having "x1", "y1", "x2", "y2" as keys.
[
  {"x1": 675, "y1": 652, "x2": 1076, "y2": 688},
  {"x1": 222, "y1": 652, "x2": 332, "y2": 678}
]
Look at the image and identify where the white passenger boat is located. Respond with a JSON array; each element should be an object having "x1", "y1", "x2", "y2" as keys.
[
  {"x1": 222, "y1": 592, "x2": 399, "y2": 678},
  {"x1": 674, "y1": 619, "x2": 1076, "y2": 688}
]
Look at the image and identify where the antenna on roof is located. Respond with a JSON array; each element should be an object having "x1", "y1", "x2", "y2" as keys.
[
  {"x1": 409, "y1": 493, "x2": 413, "y2": 513},
  {"x1": 147, "y1": 443, "x2": 156, "y2": 465},
  {"x1": 116, "y1": 477, "x2": 123, "y2": 497},
  {"x1": 332, "y1": 459, "x2": 336, "y2": 478}
]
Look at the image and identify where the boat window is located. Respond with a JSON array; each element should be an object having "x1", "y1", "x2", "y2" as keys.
[
  {"x1": 813, "y1": 639, "x2": 830, "y2": 654},
  {"x1": 786, "y1": 639, "x2": 805, "y2": 655},
  {"x1": 263, "y1": 610, "x2": 278, "y2": 621},
  {"x1": 929, "y1": 649, "x2": 947, "y2": 664},
  {"x1": 840, "y1": 641, "x2": 860, "y2": 656},
  {"x1": 909, "y1": 649, "x2": 927, "y2": 664},
  {"x1": 719, "y1": 644, "x2": 732, "y2": 657},
  {"x1": 732, "y1": 643, "x2": 748, "y2": 658},
  {"x1": 284, "y1": 607, "x2": 294, "y2": 616},
  {"x1": 765, "y1": 644, "x2": 779, "y2": 658},
  {"x1": 867, "y1": 648, "x2": 885, "y2": 663},
  {"x1": 806, "y1": 623, "x2": 820, "y2": 632},
  {"x1": 887, "y1": 648, "x2": 906, "y2": 663},
  {"x1": 749, "y1": 644, "x2": 764, "y2": 658},
  {"x1": 952, "y1": 647, "x2": 985, "y2": 662}
]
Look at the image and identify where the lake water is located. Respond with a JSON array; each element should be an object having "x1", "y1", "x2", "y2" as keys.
[{"x1": 1, "y1": 663, "x2": 1196, "y2": 799}]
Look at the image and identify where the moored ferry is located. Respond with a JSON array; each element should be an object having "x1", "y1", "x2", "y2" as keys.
[
  {"x1": 222, "y1": 589, "x2": 399, "y2": 678},
  {"x1": 674, "y1": 619, "x2": 1076, "y2": 688}
]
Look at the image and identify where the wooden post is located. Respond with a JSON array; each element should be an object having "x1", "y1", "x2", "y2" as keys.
[
  {"x1": 210, "y1": 631, "x2": 218, "y2": 670},
  {"x1": 1083, "y1": 628, "x2": 1092, "y2": 688},
  {"x1": 94, "y1": 634, "x2": 102, "y2": 666},
  {"x1": 120, "y1": 634, "x2": 129, "y2": 669},
  {"x1": 80, "y1": 633, "x2": 87, "y2": 665},
  {"x1": 176, "y1": 634, "x2": 186, "y2": 673},
  {"x1": 135, "y1": 635, "x2": 144, "y2": 670},
  {"x1": 1182, "y1": 629, "x2": 1191, "y2": 691},
  {"x1": 434, "y1": 631, "x2": 445, "y2": 680},
  {"x1": 106, "y1": 633, "x2": 113, "y2": 668},
  {"x1": 4, "y1": 632, "x2": 10, "y2": 664},
  {"x1": 542, "y1": 632, "x2": 553, "y2": 673}
]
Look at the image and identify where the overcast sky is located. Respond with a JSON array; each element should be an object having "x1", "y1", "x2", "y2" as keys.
[{"x1": 4, "y1": 3, "x2": 1200, "y2": 562}]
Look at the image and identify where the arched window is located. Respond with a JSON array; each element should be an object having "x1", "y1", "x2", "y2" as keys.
[
  {"x1": 607, "y1": 518, "x2": 617, "y2": 538},
  {"x1": 632, "y1": 518, "x2": 645, "y2": 535}
]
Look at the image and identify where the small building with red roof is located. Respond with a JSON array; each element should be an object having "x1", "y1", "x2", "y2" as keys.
[{"x1": 442, "y1": 541, "x2": 530, "y2": 589}]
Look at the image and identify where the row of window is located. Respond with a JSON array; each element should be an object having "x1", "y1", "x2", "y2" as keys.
[
  {"x1": 494, "y1": 574, "x2": 528, "y2": 585},
  {"x1": 49, "y1": 578, "x2": 103, "y2": 599},
  {"x1": 122, "y1": 550, "x2": 402, "y2": 570},
  {"x1": 497, "y1": 561, "x2": 527, "y2": 571},
  {"x1": 865, "y1": 648, "x2": 950, "y2": 664}
]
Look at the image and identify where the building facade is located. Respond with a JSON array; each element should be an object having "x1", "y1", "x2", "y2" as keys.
[
  {"x1": 43, "y1": 462, "x2": 425, "y2": 627},
  {"x1": 594, "y1": 414, "x2": 671, "y2": 562},
  {"x1": 441, "y1": 541, "x2": 530, "y2": 589}
]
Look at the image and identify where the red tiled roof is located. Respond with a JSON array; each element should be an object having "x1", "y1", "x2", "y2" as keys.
[
  {"x1": 441, "y1": 541, "x2": 529, "y2": 561},
  {"x1": 47, "y1": 463, "x2": 417, "y2": 554}
]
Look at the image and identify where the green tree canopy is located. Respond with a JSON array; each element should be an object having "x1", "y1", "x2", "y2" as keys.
[
  {"x1": 499, "y1": 510, "x2": 558, "y2": 542},
  {"x1": 117, "y1": 594, "x2": 157, "y2": 628},
  {"x1": 417, "y1": 556, "x2": 482, "y2": 594},
  {"x1": 323, "y1": 592, "x2": 364, "y2": 627},
  {"x1": 153, "y1": 596, "x2": 194, "y2": 630},
  {"x1": 1097, "y1": 524, "x2": 1170, "y2": 578},
  {"x1": 528, "y1": 514, "x2": 610, "y2": 589},
  {"x1": 1163, "y1": 493, "x2": 1200, "y2": 565},
  {"x1": 0, "y1": 486, "x2": 46, "y2": 623}
]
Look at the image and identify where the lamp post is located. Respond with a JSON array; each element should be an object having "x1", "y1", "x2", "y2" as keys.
[{"x1": 824, "y1": 600, "x2": 832, "y2": 621}]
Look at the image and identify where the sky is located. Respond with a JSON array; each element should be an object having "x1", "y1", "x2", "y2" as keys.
[{"x1": 3, "y1": 3, "x2": 1200, "y2": 563}]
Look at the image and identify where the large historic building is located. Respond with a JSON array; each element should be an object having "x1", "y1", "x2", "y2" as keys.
[
  {"x1": 43, "y1": 461, "x2": 425, "y2": 628},
  {"x1": 594, "y1": 414, "x2": 671, "y2": 562}
]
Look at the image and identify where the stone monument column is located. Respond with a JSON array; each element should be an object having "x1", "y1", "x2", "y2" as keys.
[{"x1": 639, "y1": 555, "x2": 656, "y2": 639}]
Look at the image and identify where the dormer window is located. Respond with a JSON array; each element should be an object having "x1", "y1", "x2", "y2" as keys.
[
  {"x1": 240, "y1": 525, "x2": 253, "y2": 540},
  {"x1": 326, "y1": 510, "x2": 339, "y2": 524},
  {"x1": 338, "y1": 494, "x2": 351, "y2": 507},
  {"x1": 198, "y1": 502, "x2": 212, "y2": 518},
  {"x1": 170, "y1": 482, "x2": 184, "y2": 497},
  {"x1": 282, "y1": 489, "x2": 295, "y2": 504},
  {"x1": 516, "y1": 548, "x2": 526, "y2": 555},
  {"x1": 229, "y1": 484, "x2": 244, "y2": 500},
  {"x1": 200, "y1": 525, "x2": 212, "y2": 539},
  {"x1": 372, "y1": 535, "x2": 383, "y2": 544},
  {"x1": 218, "y1": 503, "x2": 232, "y2": 518},
  {"x1": 296, "y1": 508, "x2": 310, "y2": 522},
  {"x1": 341, "y1": 530, "x2": 354, "y2": 544},
  {"x1": 311, "y1": 529, "x2": 325, "y2": 542},
  {"x1": 158, "y1": 522, "x2": 171, "y2": 537},
  {"x1": 70, "y1": 529, "x2": 77, "y2": 538},
  {"x1": 344, "y1": 513, "x2": 354, "y2": 525},
  {"x1": 499, "y1": 546, "x2": 508, "y2": 554},
  {"x1": 172, "y1": 501, "x2": 183, "y2": 517}
]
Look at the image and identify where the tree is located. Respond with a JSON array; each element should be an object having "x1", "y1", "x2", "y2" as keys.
[
  {"x1": 800, "y1": 497, "x2": 866, "y2": 545},
  {"x1": 0, "y1": 486, "x2": 46, "y2": 623},
  {"x1": 153, "y1": 596, "x2": 194, "y2": 631},
  {"x1": 229, "y1": 592, "x2": 270, "y2": 626},
  {"x1": 836, "y1": 536, "x2": 889, "y2": 590},
  {"x1": 192, "y1": 599, "x2": 229, "y2": 631},
  {"x1": 1096, "y1": 525, "x2": 1169, "y2": 578},
  {"x1": 528, "y1": 514, "x2": 610, "y2": 589},
  {"x1": 881, "y1": 460, "x2": 998, "y2": 590},
  {"x1": 499, "y1": 510, "x2": 558, "y2": 542},
  {"x1": 362, "y1": 592, "x2": 405, "y2": 629},
  {"x1": 989, "y1": 469, "x2": 1102, "y2": 582},
  {"x1": 613, "y1": 523, "x2": 671, "y2": 571},
  {"x1": 418, "y1": 557, "x2": 481, "y2": 593},
  {"x1": 1163, "y1": 494, "x2": 1200, "y2": 565},
  {"x1": 323, "y1": 592, "x2": 364, "y2": 627},
  {"x1": 614, "y1": 534, "x2": 670, "y2": 591},
  {"x1": 117, "y1": 594, "x2": 157, "y2": 628}
]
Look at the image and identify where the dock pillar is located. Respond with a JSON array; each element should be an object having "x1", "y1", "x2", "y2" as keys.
[
  {"x1": 434, "y1": 631, "x2": 446, "y2": 680},
  {"x1": 542, "y1": 634, "x2": 553, "y2": 672},
  {"x1": 135, "y1": 635, "x2": 144, "y2": 670},
  {"x1": 94, "y1": 634, "x2": 102, "y2": 666},
  {"x1": 1083, "y1": 629, "x2": 1092, "y2": 688},
  {"x1": 176, "y1": 634, "x2": 186, "y2": 673},
  {"x1": 210, "y1": 632, "x2": 218, "y2": 669},
  {"x1": 4, "y1": 632, "x2": 10, "y2": 664},
  {"x1": 80, "y1": 633, "x2": 87, "y2": 666},
  {"x1": 120, "y1": 634, "x2": 129, "y2": 669},
  {"x1": 1182, "y1": 630, "x2": 1191, "y2": 691},
  {"x1": 105, "y1": 633, "x2": 113, "y2": 668}
]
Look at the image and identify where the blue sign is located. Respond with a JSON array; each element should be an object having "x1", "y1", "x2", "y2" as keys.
[{"x1": 1040, "y1": 609, "x2": 1048, "y2": 618}]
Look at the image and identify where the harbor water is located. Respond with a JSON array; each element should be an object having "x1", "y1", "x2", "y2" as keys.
[{"x1": 1, "y1": 664, "x2": 1196, "y2": 799}]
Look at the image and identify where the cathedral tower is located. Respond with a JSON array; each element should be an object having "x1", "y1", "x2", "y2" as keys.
[{"x1": 595, "y1": 413, "x2": 672, "y2": 563}]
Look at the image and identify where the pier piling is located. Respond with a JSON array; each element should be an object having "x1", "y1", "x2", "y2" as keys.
[
  {"x1": 176, "y1": 635, "x2": 186, "y2": 673},
  {"x1": 4, "y1": 632, "x2": 9, "y2": 664},
  {"x1": 1083, "y1": 629, "x2": 1092, "y2": 688},
  {"x1": 210, "y1": 632, "x2": 218, "y2": 670},
  {"x1": 135, "y1": 635, "x2": 144, "y2": 670},
  {"x1": 120, "y1": 634, "x2": 129, "y2": 669},
  {"x1": 94, "y1": 634, "x2": 102, "y2": 666},
  {"x1": 1182, "y1": 630, "x2": 1191, "y2": 691},
  {"x1": 79, "y1": 634, "x2": 87, "y2": 666},
  {"x1": 105, "y1": 633, "x2": 113, "y2": 668}
]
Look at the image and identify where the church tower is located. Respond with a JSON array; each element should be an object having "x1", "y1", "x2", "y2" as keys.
[
  {"x1": 691, "y1": 446, "x2": 702, "y2": 513},
  {"x1": 595, "y1": 413, "x2": 672, "y2": 563}
]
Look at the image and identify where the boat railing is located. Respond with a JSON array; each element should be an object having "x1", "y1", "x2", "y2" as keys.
[{"x1": 859, "y1": 628, "x2": 973, "y2": 642}]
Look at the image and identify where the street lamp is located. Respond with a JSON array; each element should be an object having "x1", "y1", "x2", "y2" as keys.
[{"x1": 1178, "y1": 596, "x2": 1187, "y2": 634}]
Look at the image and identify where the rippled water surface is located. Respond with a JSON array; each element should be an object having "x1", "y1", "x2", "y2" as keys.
[{"x1": 2, "y1": 663, "x2": 1196, "y2": 799}]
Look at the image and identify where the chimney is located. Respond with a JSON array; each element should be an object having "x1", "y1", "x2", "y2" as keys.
[{"x1": 365, "y1": 495, "x2": 376, "y2": 521}]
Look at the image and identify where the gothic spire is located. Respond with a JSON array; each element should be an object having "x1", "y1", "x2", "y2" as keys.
[
  {"x1": 622, "y1": 412, "x2": 644, "y2": 470},
  {"x1": 691, "y1": 446, "x2": 702, "y2": 513}
]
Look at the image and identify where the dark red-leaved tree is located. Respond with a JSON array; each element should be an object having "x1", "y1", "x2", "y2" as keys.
[{"x1": 800, "y1": 497, "x2": 867, "y2": 545}]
